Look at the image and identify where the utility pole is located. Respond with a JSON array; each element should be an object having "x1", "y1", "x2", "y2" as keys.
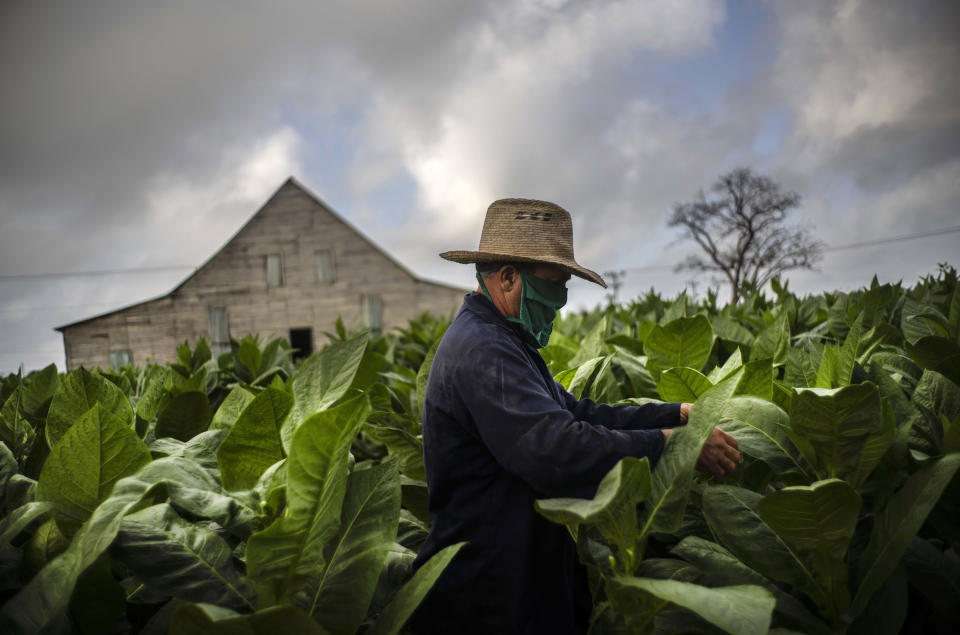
[{"x1": 603, "y1": 270, "x2": 626, "y2": 305}]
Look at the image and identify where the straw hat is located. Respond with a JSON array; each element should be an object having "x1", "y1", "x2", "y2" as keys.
[{"x1": 440, "y1": 198, "x2": 607, "y2": 288}]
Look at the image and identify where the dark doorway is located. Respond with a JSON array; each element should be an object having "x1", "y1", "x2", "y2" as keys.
[{"x1": 289, "y1": 328, "x2": 313, "y2": 362}]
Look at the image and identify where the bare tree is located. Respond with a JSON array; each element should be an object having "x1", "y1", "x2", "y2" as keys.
[{"x1": 669, "y1": 167, "x2": 822, "y2": 305}]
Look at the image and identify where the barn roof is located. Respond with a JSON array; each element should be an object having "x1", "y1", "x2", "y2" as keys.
[{"x1": 55, "y1": 176, "x2": 465, "y2": 331}]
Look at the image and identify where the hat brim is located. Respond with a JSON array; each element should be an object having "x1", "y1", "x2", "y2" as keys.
[{"x1": 440, "y1": 250, "x2": 607, "y2": 288}]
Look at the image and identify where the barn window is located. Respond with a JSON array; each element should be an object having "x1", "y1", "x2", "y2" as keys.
[
  {"x1": 110, "y1": 350, "x2": 132, "y2": 371},
  {"x1": 208, "y1": 307, "x2": 230, "y2": 357},
  {"x1": 315, "y1": 249, "x2": 336, "y2": 283},
  {"x1": 362, "y1": 294, "x2": 383, "y2": 334},
  {"x1": 266, "y1": 254, "x2": 284, "y2": 288}
]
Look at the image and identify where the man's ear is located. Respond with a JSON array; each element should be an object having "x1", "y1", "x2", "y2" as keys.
[{"x1": 499, "y1": 265, "x2": 519, "y2": 291}]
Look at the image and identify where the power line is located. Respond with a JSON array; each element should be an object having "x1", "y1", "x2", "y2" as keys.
[
  {"x1": 0, "y1": 264, "x2": 194, "y2": 282},
  {"x1": 821, "y1": 225, "x2": 960, "y2": 251},
  {"x1": 624, "y1": 224, "x2": 960, "y2": 273}
]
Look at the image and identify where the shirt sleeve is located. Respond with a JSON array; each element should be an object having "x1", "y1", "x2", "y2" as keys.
[
  {"x1": 555, "y1": 382, "x2": 683, "y2": 431},
  {"x1": 456, "y1": 337, "x2": 666, "y2": 499}
]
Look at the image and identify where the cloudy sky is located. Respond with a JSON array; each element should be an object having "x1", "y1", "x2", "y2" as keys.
[{"x1": 2, "y1": 0, "x2": 958, "y2": 372}]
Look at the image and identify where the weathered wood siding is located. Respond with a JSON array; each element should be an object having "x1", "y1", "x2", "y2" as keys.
[{"x1": 59, "y1": 179, "x2": 466, "y2": 369}]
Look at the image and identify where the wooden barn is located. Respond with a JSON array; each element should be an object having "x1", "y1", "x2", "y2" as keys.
[{"x1": 56, "y1": 178, "x2": 467, "y2": 370}]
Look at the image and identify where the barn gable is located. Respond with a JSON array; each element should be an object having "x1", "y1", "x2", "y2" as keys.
[{"x1": 56, "y1": 177, "x2": 466, "y2": 369}]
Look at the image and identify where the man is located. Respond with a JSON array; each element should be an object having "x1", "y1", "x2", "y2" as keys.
[{"x1": 411, "y1": 199, "x2": 740, "y2": 634}]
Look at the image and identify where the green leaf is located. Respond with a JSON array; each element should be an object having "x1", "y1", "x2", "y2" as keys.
[
  {"x1": 69, "y1": 554, "x2": 126, "y2": 635},
  {"x1": 735, "y1": 358, "x2": 774, "y2": 400},
  {"x1": 370, "y1": 542, "x2": 466, "y2": 635},
  {"x1": 0, "y1": 388, "x2": 34, "y2": 466},
  {"x1": 611, "y1": 348, "x2": 660, "y2": 399},
  {"x1": 708, "y1": 348, "x2": 744, "y2": 383},
  {"x1": 563, "y1": 356, "x2": 605, "y2": 399},
  {"x1": 282, "y1": 335, "x2": 368, "y2": 453},
  {"x1": 536, "y1": 457, "x2": 651, "y2": 571},
  {"x1": 757, "y1": 479, "x2": 861, "y2": 618},
  {"x1": 657, "y1": 367, "x2": 713, "y2": 403},
  {"x1": 156, "y1": 391, "x2": 212, "y2": 442},
  {"x1": 671, "y1": 537, "x2": 831, "y2": 635},
  {"x1": 569, "y1": 316, "x2": 611, "y2": 367},
  {"x1": 37, "y1": 403, "x2": 151, "y2": 526},
  {"x1": 246, "y1": 394, "x2": 371, "y2": 606},
  {"x1": 0, "y1": 501, "x2": 53, "y2": 545},
  {"x1": 217, "y1": 388, "x2": 293, "y2": 490},
  {"x1": 789, "y1": 383, "x2": 884, "y2": 479},
  {"x1": 836, "y1": 313, "x2": 864, "y2": 387},
  {"x1": 718, "y1": 397, "x2": 810, "y2": 477},
  {"x1": 416, "y1": 337, "x2": 442, "y2": 416},
  {"x1": 22, "y1": 363, "x2": 59, "y2": 420},
  {"x1": 112, "y1": 503, "x2": 256, "y2": 610},
  {"x1": 701, "y1": 485, "x2": 821, "y2": 606},
  {"x1": 645, "y1": 315, "x2": 714, "y2": 376},
  {"x1": 751, "y1": 314, "x2": 789, "y2": 366},
  {"x1": 606, "y1": 576, "x2": 775, "y2": 635},
  {"x1": 46, "y1": 367, "x2": 133, "y2": 449},
  {"x1": 640, "y1": 370, "x2": 742, "y2": 537},
  {"x1": 170, "y1": 603, "x2": 330, "y2": 635},
  {"x1": 0, "y1": 479, "x2": 159, "y2": 633},
  {"x1": 848, "y1": 453, "x2": 960, "y2": 619},
  {"x1": 362, "y1": 424, "x2": 425, "y2": 481},
  {"x1": 306, "y1": 458, "x2": 401, "y2": 634},
  {"x1": 209, "y1": 387, "x2": 257, "y2": 431}
]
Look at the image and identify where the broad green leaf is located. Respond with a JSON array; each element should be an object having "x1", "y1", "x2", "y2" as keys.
[
  {"x1": 112, "y1": 503, "x2": 256, "y2": 610},
  {"x1": 156, "y1": 391, "x2": 212, "y2": 442},
  {"x1": 0, "y1": 501, "x2": 53, "y2": 545},
  {"x1": 645, "y1": 315, "x2": 714, "y2": 376},
  {"x1": 370, "y1": 542, "x2": 466, "y2": 635},
  {"x1": 712, "y1": 316, "x2": 754, "y2": 350},
  {"x1": 282, "y1": 335, "x2": 368, "y2": 452},
  {"x1": 751, "y1": 313, "x2": 789, "y2": 366},
  {"x1": 536, "y1": 457, "x2": 651, "y2": 571},
  {"x1": 790, "y1": 383, "x2": 884, "y2": 479},
  {"x1": 218, "y1": 388, "x2": 293, "y2": 490},
  {"x1": 0, "y1": 479, "x2": 159, "y2": 633},
  {"x1": 847, "y1": 397, "x2": 896, "y2": 488},
  {"x1": 611, "y1": 347, "x2": 660, "y2": 399},
  {"x1": 209, "y1": 387, "x2": 257, "y2": 431},
  {"x1": 671, "y1": 537, "x2": 831, "y2": 635},
  {"x1": 708, "y1": 348, "x2": 744, "y2": 383},
  {"x1": 606, "y1": 576, "x2": 775, "y2": 635},
  {"x1": 121, "y1": 456, "x2": 257, "y2": 534},
  {"x1": 815, "y1": 345, "x2": 841, "y2": 389},
  {"x1": 69, "y1": 554, "x2": 126, "y2": 635},
  {"x1": 564, "y1": 356, "x2": 605, "y2": 399},
  {"x1": 170, "y1": 603, "x2": 329, "y2": 635},
  {"x1": 37, "y1": 403, "x2": 151, "y2": 526},
  {"x1": 246, "y1": 394, "x2": 371, "y2": 606},
  {"x1": 569, "y1": 316, "x2": 610, "y2": 367},
  {"x1": 363, "y1": 424, "x2": 425, "y2": 481},
  {"x1": 306, "y1": 458, "x2": 401, "y2": 634},
  {"x1": 640, "y1": 371, "x2": 741, "y2": 538},
  {"x1": 416, "y1": 337, "x2": 443, "y2": 415},
  {"x1": 718, "y1": 397, "x2": 810, "y2": 478},
  {"x1": 786, "y1": 347, "x2": 820, "y2": 388},
  {"x1": 848, "y1": 453, "x2": 960, "y2": 619},
  {"x1": 0, "y1": 386, "x2": 35, "y2": 463},
  {"x1": 46, "y1": 367, "x2": 133, "y2": 449},
  {"x1": 657, "y1": 367, "x2": 713, "y2": 403},
  {"x1": 22, "y1": 363, "x2": 59, "y2": 420},
  {"x1": 701, "y1": 485, "x2": 821, "y2": 606},
  {"x1": 835, "y1": 313, "x2": 864, "y2": 387},
  {"x1": 758, "y1": 479, "x2": 861, "y2": 618},
  {"x1": 735, "y1": 358, "x2": 773, "y2": 400}
]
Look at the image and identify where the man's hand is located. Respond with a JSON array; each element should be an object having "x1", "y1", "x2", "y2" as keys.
[
  {"x1": 680, "y1": 403, "x2": 692, "y2": 423},
  {"x1": 696, "y1": 427, "x2": 741, "y2": 479}
]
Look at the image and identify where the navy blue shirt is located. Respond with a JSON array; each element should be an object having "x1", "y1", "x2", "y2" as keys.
[{"x1": 411, "y1": 293, "x2": 681, "y2": 635}]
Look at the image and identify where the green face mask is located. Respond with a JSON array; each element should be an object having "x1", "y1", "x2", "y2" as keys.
[{"x1": 477, "y1": 269, "x2": 568, "y2": 348}]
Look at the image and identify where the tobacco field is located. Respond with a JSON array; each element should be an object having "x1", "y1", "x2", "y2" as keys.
[{"x1": 0, "y1": 266, "x2": 958, "y2": 634}]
